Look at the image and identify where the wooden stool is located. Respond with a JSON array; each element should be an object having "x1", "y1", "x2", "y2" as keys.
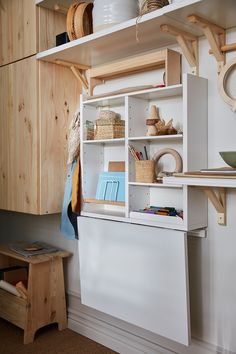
[{"x1": 0, "y1": 244, "x2": 71, "y2": 344}]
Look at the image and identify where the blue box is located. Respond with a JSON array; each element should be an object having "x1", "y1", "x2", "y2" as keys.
[{"x1": 96, "y1": 172, "x2": 125, "y2": 202}]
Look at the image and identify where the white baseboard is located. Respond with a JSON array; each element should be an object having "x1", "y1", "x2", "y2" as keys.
[{"x1": 67, "y1": 291, "x2": 235, "y2": 354}]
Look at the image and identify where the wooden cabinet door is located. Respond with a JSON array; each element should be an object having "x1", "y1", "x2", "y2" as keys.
[
  {"x1": 0, "y1": 57, "x2": 81, "y2": 214},
  {"x1": 0, "y1": 56, "x2": 39, "y2": 213},
  {"x1": 39, "y1": 61, "x2": 81, "y2": 214},
  {"x1": 0, "y1": 0, "x2": 37, "y2": 66}
]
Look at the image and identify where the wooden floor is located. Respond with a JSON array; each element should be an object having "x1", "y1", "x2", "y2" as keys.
[{"x1": 0, "y1": 318, "x2": 118, "y2": 354}]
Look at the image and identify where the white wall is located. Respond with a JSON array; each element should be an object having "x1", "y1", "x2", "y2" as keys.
[{"x1": 0, "y1": 28, "x2": 236, "y2": 354}]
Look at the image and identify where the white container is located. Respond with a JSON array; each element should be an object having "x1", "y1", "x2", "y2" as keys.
[{"x1": 93, "y1": 0, "x2": 139, "y2": 32}]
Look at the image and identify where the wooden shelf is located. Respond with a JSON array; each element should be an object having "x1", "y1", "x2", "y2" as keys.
[
  {"x1": 36, "y1": 0, "x2": 236, "y2": 67},
  {"x1": 83, "y1": 199, "x2": 125, "y2": 206},
  {"x1": 128, "y1": 134, "x2": 183, "y2": 142},
  {"x1": 83, "y1": 138, "x2": 125, "y2": 145}
]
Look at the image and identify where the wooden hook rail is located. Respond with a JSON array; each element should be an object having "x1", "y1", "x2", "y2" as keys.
[
  {"x1": 188, "y1": 14, "x2": 226, "y2": 73},
  {"x1": 160, "y1": 24, "x2": 198, "y2": 75},
  {"x1": 209, "y1": 43, "x2": 236, "y2": 55}
]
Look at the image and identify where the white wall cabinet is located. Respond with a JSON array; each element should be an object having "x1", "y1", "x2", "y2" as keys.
[
  {"x1": 80, "y1": 74, "x2": 208, "y2": 231},
  {"x1": 78, "y1": 74, "x2": 207, "y2": 345}
]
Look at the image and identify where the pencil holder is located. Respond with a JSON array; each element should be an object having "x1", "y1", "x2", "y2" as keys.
[{"x1": 135, "y1": 160, "x2": 155, "y2": 183}]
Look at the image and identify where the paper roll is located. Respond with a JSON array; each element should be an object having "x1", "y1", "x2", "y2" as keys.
[{"x1": 0, "y1": 280, "x2": 21, "y2": 297}]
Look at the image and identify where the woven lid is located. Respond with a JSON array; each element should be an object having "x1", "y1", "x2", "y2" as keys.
[{"x1": 99, "y1": 110, "x2": 117, "y2": 120}]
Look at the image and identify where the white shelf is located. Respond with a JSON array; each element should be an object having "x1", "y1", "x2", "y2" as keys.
[
  {"x1": 130, "y1": 211, "x2": 185, "y2": 230},
  {"x1": 81, "y1": 210, "x2": 127, "y2": 223},
  {"x1": 36, "y1": 0, "x2": 236, "y2": 67},
  {"x1": 83, "y1": 85, "x2": 183, "y2": 106},
  {"x1": 129, "y1": 182, "x2": 182, "y2": 188},
  {"x1": 128, "y1": 134, "x2": 183, "y2": 142},
  {"x1": 83, "y1": 138, "x2": 125, "y2": 145},
  {"x1": 130, "y1": 85, "x2": 182, "y2": 100},
  {"x1": 164, "y1": 176, "x2": 236, "y2": 188}
]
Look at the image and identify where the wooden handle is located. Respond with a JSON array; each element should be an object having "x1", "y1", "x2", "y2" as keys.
[
  {"x1": 218, "y1": 58, "x2": 236, "y2": 112},
  {"x1": 153, "y1": 148, "x2": 183, "y2": 177}
]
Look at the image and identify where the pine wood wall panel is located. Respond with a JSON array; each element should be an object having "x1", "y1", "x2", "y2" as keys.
[{"x1": 0, "y1": 0, "x2": 37, "y2": 66}]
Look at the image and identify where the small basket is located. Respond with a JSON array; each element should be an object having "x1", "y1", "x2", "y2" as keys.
[
  {"x1": 139, "y1": 0, "x2": 169, "y2": 14},
  {"x1": 85, "y1": 127, "x2": 94, "y2": 140},
  {"x1": 94, "y1": 125, "x2": 125, "y2": 140},
  {"x1": 94, "y1": 110, "x2": 125, "y2": 140},
  {"x1": 135, "y1": 160, "x2": 155, "y2": 183}
]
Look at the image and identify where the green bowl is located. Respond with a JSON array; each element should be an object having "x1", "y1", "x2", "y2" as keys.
[{"x1": 219, "y1": 151, "x2": 236, "y2": 168}]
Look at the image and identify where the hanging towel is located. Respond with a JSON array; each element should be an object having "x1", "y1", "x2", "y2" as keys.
[
  {"x1": 71, "y1": 157, "x2": 81, "y2": 213},
  {"x1": 60, "y1": 161, "x2": 79, "y2": 240}
]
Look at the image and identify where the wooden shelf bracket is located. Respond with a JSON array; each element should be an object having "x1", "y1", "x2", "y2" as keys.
[
  {"x1": 53, "y1": 59, "x2": 90, "y2": 91},
  {"x1": 200, "y1": 187, "x2": 226, "y2": 225},
  {"x1": 70, "y1": 66, "x2": 89, "y2": 91},
  {"x1": 188, "y1": 15, "x2": 226, "y2": 73},
  {"x1": 160, "y1": 24, "x2": 199, "y2": 75}
]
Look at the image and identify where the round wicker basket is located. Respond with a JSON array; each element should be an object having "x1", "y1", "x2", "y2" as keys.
[
  {"x1": 139, "y1": 0, "x2": 169, "y2": 15},
  {"x1": 67, "y1": 2, "x2": 93, "y2": 41}
]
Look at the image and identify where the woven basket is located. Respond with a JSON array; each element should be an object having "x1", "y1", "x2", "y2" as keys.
[
  {"x1": 135, "y1": 160, "x2": 155, "y2": 183},
  {"x1": 139, "y1": 0, "x2": 169, "y2": 14},
  {"x1": 94, "y1": 125, "x2": 125, "y2": 140},
  {"x1": 86, "y1": 127, "x2": 94, "y2": 140},
  {"x1": 96, "y1": 110, "x2": 122, "y2": 126}
]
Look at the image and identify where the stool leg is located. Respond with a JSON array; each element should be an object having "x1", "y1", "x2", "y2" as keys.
[
  {"x1": 23, "y1": 327, "x2": 36, "y2": 344},
  {"x1": 51, "y1": 257, "x2": 67, "y2": 330}
]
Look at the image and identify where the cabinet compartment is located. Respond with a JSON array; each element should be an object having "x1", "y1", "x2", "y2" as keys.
[
  {"x1": 129, "y1": 185, "x2": 185, "y2": 228},
  {"x1": 82, "y1": 142, "x2": 126, "y2": 220},
  {"x1": 81, "y1": 97, "x2": 127, "y2": 220},
  {"x1": 128, "y1": 94, "x2": 183, "y2": 138},
  {"x1": 78, "y1": 216, "x2": 190, "y2": 345},
  {"x1": 82, "y1": 97, "x2": 126, "y2": 142},
  {"x1": 0, "y1": 252, "x2": 28, "y2": 329},
  {"x1": 0, "y1": 288, "x2": 27, "y2": 329},
  {"x1": 128, "y1": 139, "x2": 183, "y2": 183}
]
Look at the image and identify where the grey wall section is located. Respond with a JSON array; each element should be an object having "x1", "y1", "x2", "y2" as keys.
[
  {"x1": 0, "y1": 212, "x2": 80, "y2": 294},
  {"x1": 1, "y1": 27, "x2": 236, "y2": 354}
]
